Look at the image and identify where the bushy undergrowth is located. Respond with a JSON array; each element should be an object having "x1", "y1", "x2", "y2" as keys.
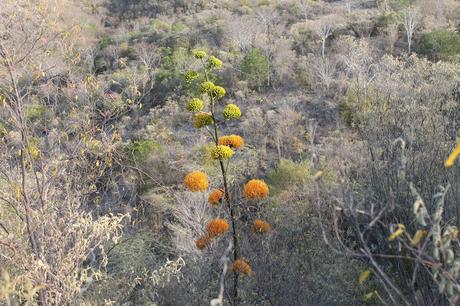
[{"x1": 3, "y1": 0, "x2": 460, "y2": 305}]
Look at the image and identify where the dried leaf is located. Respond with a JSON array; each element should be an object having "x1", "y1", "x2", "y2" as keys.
[
  {"x1": 411, "y1": 230, "x2": 428, "y2": 246},
  {"x1": 358, "y1": 269, "x2": 371, "y2": 285},
  {"x1": 445, "y1": 142, "x2": 460, "y2": 168},
  {"x1": 388, "y1": 224, "x2": 406, "y2": 241}
]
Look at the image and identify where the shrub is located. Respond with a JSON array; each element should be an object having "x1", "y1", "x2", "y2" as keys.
[
  {"x1": 267, "y1": 159, "x2": 312, "y2": 196},
  {"x1": 419, "y1": 29, "x2": 460, "y2": 61},
  {"x1": 25, "y1": 102, "x2": 46, "y2": 122},
  {"x1": 0, "y1": 122, "x2": 7, "y2": 138},
  {"x1": 156, "y1": 47, "x2": 189, "y2": 88},
  {"x1": 98, "y1": 36, "x2": 114, "y2": 49},
  {"x1": 119, "y1": 42, "x2": 137, "y2": 59},
  {"x1": 376, "y1": 0, "x2": 412, "y2": 10},
  {"x1": 127, "y1": 139, "x2": 163, "y2": 163},
  {"x1": 389, "y1": 0, "x2": 412, "y2": 10},
  {"x1": 339, "y1": 100, "x2": 359, "y2": 128},
  {"x1": 240, "y1": 48, "x2": 270, "y2": 89}
]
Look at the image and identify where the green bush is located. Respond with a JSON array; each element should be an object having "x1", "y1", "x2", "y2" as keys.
[
  {"x1": 25, "y1": 103, "x2": 46, "y2": 122},
  {"x1": 110, "y1": 70, "x2": 132, "y2": 89},
  {"x1": 119, "y1": 42, "x2": 137, "y2": 59},
  {"x1": 101, "y1": 94, "x2": 126, "y2": 114},
  {"x1": 171, "y1": 22, "x2": 189, "y2": 34},
  {"x1": 339, "y1": 101, "x2": 359, "y2": 128},
  {"x1": 94, "y1": 54, "x2": 110, "y2": 74},
  {"x1": 98, "y1": 36, "x2": 114, "y2": 49},
  {"x1": 390, "y1": 0, "x2": 412, "y2": 10},
  {"x1": 150, "y1": 19, "x2": 170, "y2": 32},
  {"x1": 0, "y1": 122, "x2": 7, "y2": 138},
  {"x1": 156, "y1": 47, "x2": 189, "y2": 87},
  {"x1": 419, "y1": 29, "x2": 460, "y2": 61},
  {"x1": 267, "y1": 158, "x2": 337, "y2": 198},
  {"x1": 240, "y1": 48, "x2": 270, "y2": 89},
  {"x1": 127, "y1": 139, "x2": 163, "y2": 164},
  {"x1": 376, "y1": 0, "x2": 412, "y2": 10},
  {"x1": 376, "y1": 11, "x2": 399, "y2": 28},
  {"x1": 83, "y1": 137, "x2": 105, "y2": 156},
  {"x1": 267, "y1": 159, "x2": 312, "y2": 196}
]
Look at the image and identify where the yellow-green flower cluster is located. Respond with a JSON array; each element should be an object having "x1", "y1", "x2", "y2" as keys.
[
  {"x1": 194, "y1": 113, "x2": 214, "y2": 128},
  {"x1": 200, "y1": 81, "x2": 225, "y2": 99},
  {"x1": 186, "y1": 98, "x2": 204, "y2": 112},
  {"x1": 223, "y1": 104, "x2": 241, "y2": 119},
  {"x1": 184, "y1": 70, "x2": 199, "y2": 83},
  {"x1": 211, "y1": 85, "x2": 226, "y2": 99},
  {"x1": 193, "y1": 50, "x2": 207, "y2": 59},
  {"x1": 207, "y1": 55, "x2": 223, "y2": 69},
  {"x1": 210, "y1": 145, "x2": 234, "y2": 160},
  {"x1": 200, "y1": 81, "x2": 215, "y2": 94}
]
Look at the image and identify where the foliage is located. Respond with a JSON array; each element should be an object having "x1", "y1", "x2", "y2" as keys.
[
  {"x1": 25, "y1": 103, "x2": 47, "y2": 122},
  {"x1": 419, "y1": 29, "x2": 460, "y2": 61},
  {"x1": 127, "y1": 139, "x2": 163, "y2": 163},
  {"x1": 388, "y1": 0, "x2": 413, "y2": 10},
  {"x1": 0, "y1": 1, "x2": 127, "y2": 304},
  {"x1": 3, "y1": 0, "x2": 460, "y2": 304},
  {"x1": 0, "y1": 122, "x2": 7, "y2": 138},
  {"x1": 240, "y1": 48, "x2": 270, "y2": 89},
  {"x1": 156, "y1": 47, "x2": 190, "y2": 88},
  {"x1": 267, "y1": 159, "x2": 312, "y2": 196}
]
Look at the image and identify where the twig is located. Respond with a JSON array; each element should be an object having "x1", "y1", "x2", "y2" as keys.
[{"x1": 211, "y1": 240, "x2": 233, "y2": 306}]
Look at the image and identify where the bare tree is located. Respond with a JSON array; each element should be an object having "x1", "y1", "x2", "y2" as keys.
[
  {"x1": 225, "y1": 16, "x2": 261, "y2": 51},
  {"x1": 345, "y1": 0, "x2": 353, "y2": 14},
  {"x1": 255, "y1": 6, "x2": 278, "y2": 36},
  {"x1": 136, "y1": 42, "x2": 161, "y2": 69},
  {"x1": 299, "y1": 0, "x2": 312, "y2": 19},
  {"x1": 255, "y1": 6, "x2": 279, "y2": 87},
  {"x1": 316, "y1": 20, "x2": 334, "y2": 58},
  {"x1": 312, "y1": 57, "x2": 337, "y2": 91},
  {"x1": 403, "y1": 8, "x2": 418, "y2": 54},
  {"x1": 341, "y1": 38, "x2": 377, "y2": 105},
  {"x1": 266, "y1": 105, "x2": 305, "y2": 160},
  {"x1": 0, "y1": 1, "x2": 127, "y2": 304}
]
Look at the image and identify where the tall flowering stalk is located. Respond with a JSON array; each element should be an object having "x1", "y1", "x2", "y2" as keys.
[{"x1": 182, "y1": 50, "x2": 270, "y2": 305}]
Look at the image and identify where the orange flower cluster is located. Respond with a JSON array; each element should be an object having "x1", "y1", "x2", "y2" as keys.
[
  {"x1": 232, "y1": 259, "x2": 252, "y2": 276},
  {"x1": 253, "y1": 219, "x2": 271, "y2": 234},
  {"x1": 208, "y1": 189, "x2": 225, "y2": 206},
  {"x1": 195, "y1": 235, "x2": 209, "y2": 250},
  {"x1": 206, "y1": 218, "x2": 229, "y2": 238},
  {"x1": 195, "y1": 218, "x2": 230, "y2": 250},
  {"x1": 243, "y1": 179, "x2": 269, "y2": 199},
  {"x1": 218, "y1": 135, "x2": 245, "y2": 149},
  {"x1": 184, "y1": 171, "x2": 208, "y2": 192}
]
